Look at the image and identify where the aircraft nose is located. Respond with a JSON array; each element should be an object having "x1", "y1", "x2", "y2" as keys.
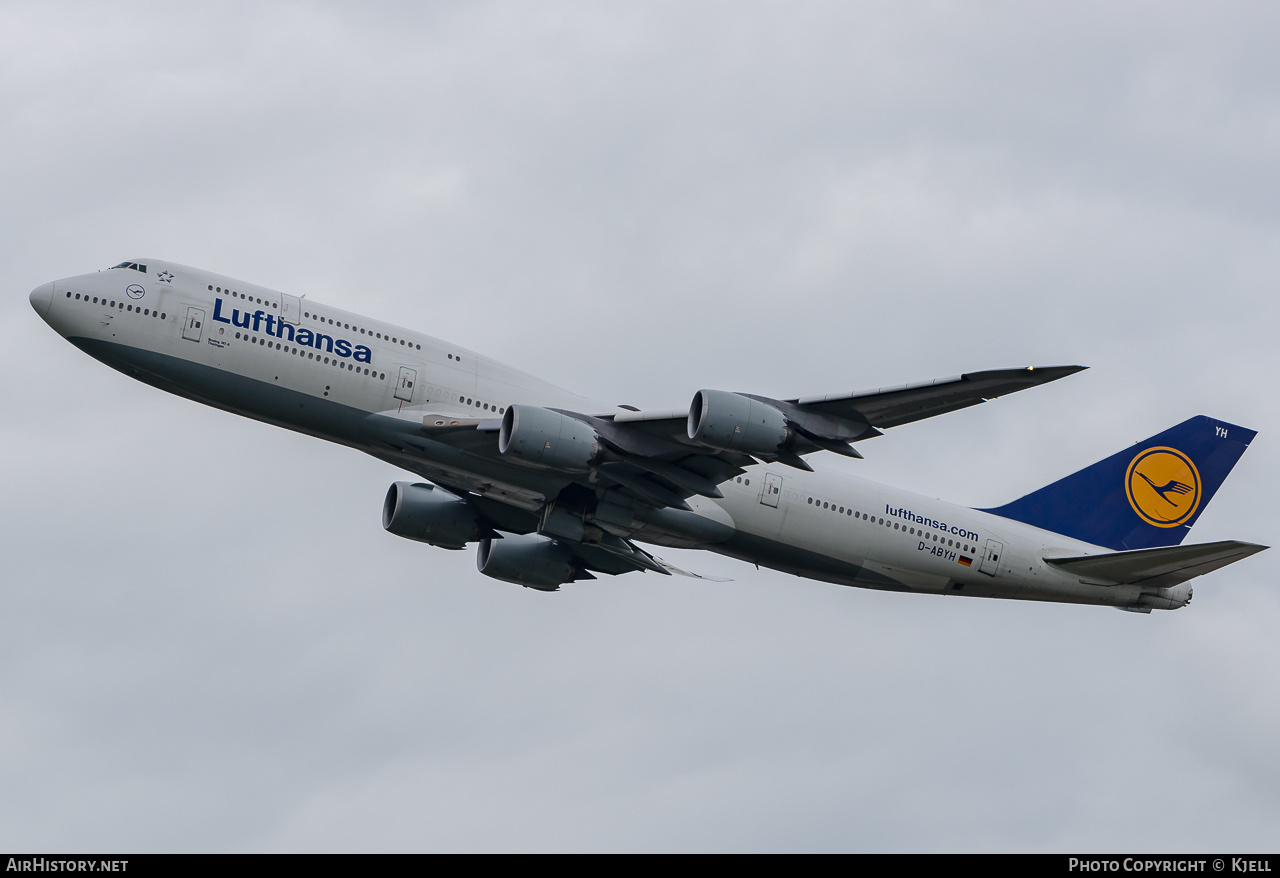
[{"x1": 29, "y1": 281, "x2": 55, "y2": 319}]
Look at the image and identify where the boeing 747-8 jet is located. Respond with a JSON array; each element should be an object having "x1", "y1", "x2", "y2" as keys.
[{"x1": 29, "y1": 260, "x2": 1265, "y2": 611}]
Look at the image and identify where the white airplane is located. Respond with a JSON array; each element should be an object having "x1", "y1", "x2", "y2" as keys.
[{"x1": 29, "y1": 259, "x2": 1266, "y2": 612}]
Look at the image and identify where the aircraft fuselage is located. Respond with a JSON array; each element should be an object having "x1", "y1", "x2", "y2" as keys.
[{"x1": 28, "y1": 260, "x2": 1205, "y2": 610}]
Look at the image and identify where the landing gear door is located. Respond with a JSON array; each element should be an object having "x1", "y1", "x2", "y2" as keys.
[
  {"x1": 979, "y1": 539, "x2": 1004, "y2": 577},
  {"x1": 760, "y1": 472, "x2": 783, "y2": 508},
  {"x1": 395, "y1": 366, "x2": 417, "y2": 403},
  {"x1": 182, "y1": 306, "x2": 205, "y2": 342}
]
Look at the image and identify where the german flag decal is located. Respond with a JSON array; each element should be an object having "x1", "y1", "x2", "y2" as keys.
[{"x1": 958, "y1": 556, "x2": 973, "y2": 567}]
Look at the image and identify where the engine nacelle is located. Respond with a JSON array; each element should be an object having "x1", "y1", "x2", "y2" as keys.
[
  {"x1": 382, "y1": 482, "x2": 485, "y2": 550},
  {"x1": 499, "y1": 405, "x2": 603, "y2": 471},
  {"x1": 687, "y1": 389, "x2": 792, "y2": 454},
  {"x1": 476, "y1": 533, "x2": 576, "y2": 591}
]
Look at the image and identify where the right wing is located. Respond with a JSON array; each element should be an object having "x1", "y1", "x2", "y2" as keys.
[
  {"x1": 608, "y1": 365, "x2": 1086, "y2": 471},
  {"x1": 396, "y1": 365, "x2": 1085, "y2": 515},
  {"x1": 787, "y1": 365, "x2": 1087, "y2": 430}
]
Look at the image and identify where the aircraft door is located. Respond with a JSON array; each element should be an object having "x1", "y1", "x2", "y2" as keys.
[
  {"x1": 979, "y1": 539, "x2": 1004, "y2": 576},
  {"x1": 395, "y1": 366, "x2": 417, "y2": 403},
  {"x1": 182, "y1": 306, "x2": 205, "y2": 342},
  {"x1": 279, "y1": 293, "x2": 302, "y2": 325},
  {"x1": 760, "y1": 473, "x2": 783, "y2": 508}
]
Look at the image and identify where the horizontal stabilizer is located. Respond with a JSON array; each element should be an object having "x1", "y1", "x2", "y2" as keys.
[{"x1": 1045, "y1": 540, "x2": 1267, "y2": 588}]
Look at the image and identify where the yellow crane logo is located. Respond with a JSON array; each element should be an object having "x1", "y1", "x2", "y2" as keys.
[{"x1": 1125, "y1": 447, "x2": 1201, "y2": 527}]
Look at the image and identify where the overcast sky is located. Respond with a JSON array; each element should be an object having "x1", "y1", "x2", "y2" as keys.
[{"x1": 3, "y1": 1, "x2": 1279, "y2": 852}]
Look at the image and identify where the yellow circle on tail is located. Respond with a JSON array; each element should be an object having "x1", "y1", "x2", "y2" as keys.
[{"x1": 1125, "y1": 446, "x2": 1202, "y2": 528}]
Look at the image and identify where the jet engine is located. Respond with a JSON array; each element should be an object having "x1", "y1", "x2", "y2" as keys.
[
  {"x1": 476, "y1": 533, "x2": 579, "y2": 591},
  {"x1": 499, "y1": 405, "x2": 603, "y2": 471},
  {"x1": 687, "y1": 389, "x2": 793, "y2": 455},
  {"x1": 382, "y1": 482, "x2": 485, "y2": 549}
]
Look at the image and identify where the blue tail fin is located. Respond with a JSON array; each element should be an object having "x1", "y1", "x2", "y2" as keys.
[{"x1": 980, "y1": 416, "x2": 1257, "y2": 550}]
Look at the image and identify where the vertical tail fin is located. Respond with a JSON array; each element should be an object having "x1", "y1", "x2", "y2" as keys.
[{"x1": 980, "y1": 416, "x2": 1257, "y2": 550}]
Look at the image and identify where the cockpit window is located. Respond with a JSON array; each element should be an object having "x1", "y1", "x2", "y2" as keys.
[{"x1": 110, "y1": 261, "x2": 147, "y2": 273}]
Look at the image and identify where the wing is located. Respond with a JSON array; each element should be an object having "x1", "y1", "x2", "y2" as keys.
[
  {"x1": 371, "y1": 465, "x2": 730, "y2": 587},
  {"x1": 610, "y1": 365, "x2": 1086, "y2": 468},
  {"x1": 383, "y1": 364, "x2": 1084, "y2": 520},
  {"x1": 788, "y1": 365, "x2": 1087, "y2": 430}
]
